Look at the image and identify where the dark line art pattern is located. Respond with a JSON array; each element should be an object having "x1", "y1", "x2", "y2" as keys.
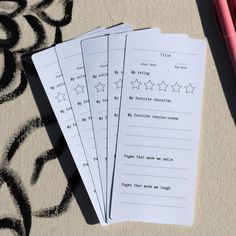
[
  {"x1": 0, "y1": 1, "x2": 75, "y2": 234},
  {"x1": 0, "y1": 0, "x2": 27, "y2": 17},
  {"x1": 0, "y1": 0, "x2": 73, "y2": 105},
  {"x1": 0, "y1": 167, "x2": 32, "y2": 236},
  {"x1": 0, "y1": 116, "x2": 74, "y2": 235}
]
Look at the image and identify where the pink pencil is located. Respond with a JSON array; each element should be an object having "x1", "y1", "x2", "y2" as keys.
[{"x1": 214, "y1": 0, "x2": 236, "y2": 75}]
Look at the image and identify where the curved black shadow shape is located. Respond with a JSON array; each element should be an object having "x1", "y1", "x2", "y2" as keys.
[
  {"x1": 0, "y1": 167, "x2": 32, "y2": 236},
  {"x1": 0, "y1": 15, "x2": 20, "y2": 49},
  {"x1": 0, "y1": 0, "x2": 27, "y2": 17},
  {"x1": 21, "y1": 51, "x2": 99, "y2": 225},
  {"x1": 0, "y1": 49, "x2": 16, "y2": 92},
  {"x1": 0, "y1": 70, "x2": 28, "y2": 105},
  {"x1": 0, "y1": 218, "x2": 24, "y2": 236},
  {"x1": 14, "y1": 15, "x2": 47, "y2": 54},
  {"x1": 196, "y1": 0, "x2": 236, "y2": 125},
  {"x1": 31, "y1": 0, "x2": 73, "y2": 27}
]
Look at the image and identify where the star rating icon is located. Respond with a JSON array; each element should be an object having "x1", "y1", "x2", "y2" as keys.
[
  {"x1": 74, "y1": 84, "x2": 84, "y2": 95},
  {"x1": 171, "y1": 82, "x2": 182, "y2": 92},
  {"x1": 115, "y1": 79, "x2": 122, "y2": 89},
  {"x1": 55, "y1": 92, "x2": 66, "y2": 102},
  {"x1": 95, "y1": 82, "x2": 105, "y2": 92},
  {"x1": 144, "y1": 80, "x2": 155, "y2": 90},
  {"x1": 185, "y1": 83, "x2": 195, "y2": 94},
  {"x1": 157, "y1": 81, "x2": 168, "y2": 91},
  {"x1": 131, "y1": 79, "x2": 141, "y2": 89}
]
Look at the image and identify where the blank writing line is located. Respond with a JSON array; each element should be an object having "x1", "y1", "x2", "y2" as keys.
[
  {"x1": 80, "y1": 111, "x2": 90, "y2": 115},
  {"x1": 86, "y1": 128, "x2": 93, "y2": 132},
  {"x1": 113, "y1": 48, "x2": 124, "y2": 51},
  {"x1": 78, "y1": 152, "x2": 85, "y2": 156},
  {"x1": 126, "y1": 134, "x2": 191, "y2": 141},
  {"x1": 120, "y1": 192, "x2": 187, "y2": 199},
  {"x1": 42, "y1": 61, "x2": 58, "y2": 68},
  {"x1": 98, "y1": 110, "x2": 107, "y2": 114},
  {"x1": 133, "y1": 48, "x2": 198, "y2": 56},
  {"x1": 127, "y1": 125, "x2": 192, "y2": 132},
  {"x1": 88, "y1": 50, "x2": 107, "y2": 55},
  {"x1": 64, "y1": 53, "x2": 81, "y2": 59},
  {"x1": 126, "y1": 144, "x2": 191, "y2": 151},
  {"x1": 122, "y1": 173, "x2": 189, "y2": 180},
  {"x1": 120, "y1": 201, "x2": 186, "y2": 209},
  {"x1": 64, "y1": 117, "x2": 74, "y2": 122},
  {"x1": 143, "y1": 59, "x2": 156, "y2": 63},
  {"x1": 128, "y1": 108, "x2": 193, "y2": 115},
  {"x1": 74, "y1": 143, "x2": 82, "y2": 147},
  {"x1": 123, "y1": 163, "x2": 189, "y2": 171}
]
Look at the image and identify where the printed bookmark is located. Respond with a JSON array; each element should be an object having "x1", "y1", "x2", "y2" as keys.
[
  {"x1": 55, "y1": 23, "x2": 132, "y2": 219},
  {"x1": 81, "y1": 23, "x2": 132, "y2": 215},
  {"x1": 110, "y1": 33, "x2": 206, "y2": 225},
  {"x1": 107, "y1": 29, "x2": 161, "y2": 219},
  {"x1": 32, "y1": 47, "x2": 107, "y2": 225}
]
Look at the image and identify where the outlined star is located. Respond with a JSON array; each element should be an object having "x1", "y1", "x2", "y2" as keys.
[
  {"x1": 55, "y1": 92, "x2": 66, "y2": 102},
  {"x1": 185, "y1": 84, "x2": 195, "y2": 94},
  {"x1": 115, "y1": 79, "x2": 122, "y2": 89},
  {"x1": 74, "y1": 84, "x2": 84, "y2": 94},
  {"x1": 131, "y1": 79, "x2": 141, "y2": 89},
  {"x1": 157, "y1": 81, "x2": 168, "y2": 91},
  {"x1": 95, "y1": 82, "x2": 105, "y2": 92},
  {"x1": 144, "y1": 80, "x2": 155, "y2": 90},
  {"x1": 171, "y1": 82, "x2": 182, "y2": 92}
]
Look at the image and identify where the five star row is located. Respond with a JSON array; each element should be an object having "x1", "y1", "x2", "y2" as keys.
[{"x1": 131, "y1": 79, "x2": 196, "y2": 93}]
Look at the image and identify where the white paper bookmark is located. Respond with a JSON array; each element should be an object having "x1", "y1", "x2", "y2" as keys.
[
  {"x1": 110, "y1": 33, "x2": 206, "y2": 225},
  {"x1": 32, "y1": 47, "x2": 107, "y2": 225},
  {"x1": 81, "y1": 23, "x2": 132, "y2": 215},
  {"x1": 107, "y1": 29, "x2": 163, "y2": 218}
]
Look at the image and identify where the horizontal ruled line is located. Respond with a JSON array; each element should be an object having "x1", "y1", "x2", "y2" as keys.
[
  {"x1": 120, "y1": 192, "x2": 187, "y2": 199},
  {"x1": 74, "y1": 143, "x2": 82, "y2": 147},
  {"x1": 98, "y1": 110, "x2": 107, "y2": 114},
  {"x1": 176, "y1": 62, "x2": 187, "y2": 65},
  {"x1": 64, "y1": 117, "x2": 74, "y2": 122},
  {"x1": 123, "y1": 163, "x2": 189, "y2": 171},
  {"x1": 128, "y1": 108, "x2": 193, "y2": 115},
  {"x1": 85, "y1": 128, "x2": 93, "y2": 131},
  {"x1": 133, "y1": 48, "x2": 198, "y2": 56},
  {"x1": 125, "y1": 144, "x2": 191, "y2": 151},
  {"x1": 113, "y1": 48, "x2": 124, "y2": 51},
  {"x1": 80, "y1": 111, "x2": 90, "y2": 115},
  {"x1": 120, "y1": 201, "x2": 186, "y2": 209},
  {"x1": 88, "y1": 50, "x2": 107, "y2": 55},
  {"x1": 63, "y1": 53, "x2": 82, "y2": 59},
  {"x1": 42, "y1": 61, "x2": 58, "y2": 68},
  {"x1": 122, "y1": 173, "x2": 189, "y2": 180},
  {"x1": 78, "y1": 152, "x2": 85, "y2": 156},
  {"x1": 127, "y1": 125, "x2": 192, "y2": 132},
  {"x1": 126, "y1": 134, "x2": 191, "y2": 141},
  {"x1": 143, "y1": 59, "x2": 156, "y2": 63}
]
